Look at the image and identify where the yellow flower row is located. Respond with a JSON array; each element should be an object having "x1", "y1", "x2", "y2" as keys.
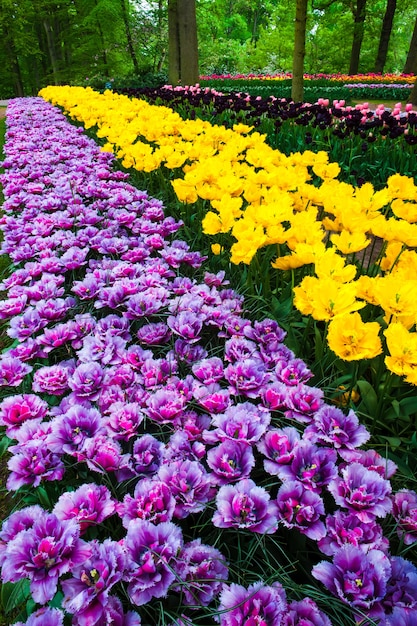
[{"x1": 39, "y1": 86, "x2": 417, "y2": 382}]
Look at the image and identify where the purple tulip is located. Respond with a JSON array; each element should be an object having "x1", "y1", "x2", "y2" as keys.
[
  {"x1": 304, "y1": 405, "x2": 370, "y2": 451},
  {"x1": 118, "y1": 478, "x2": 175, "y2": 528},
  {"x1": 173, "y1": 539, "x2": 228, "y2": 606},
  {"x1": 275, "y1": 480, "x2": 326, "y2": 540},
  {"x1": 1, "y1": 514, "x2": 91, "y2": 604},
  {"x1": 392, "y1": 490, "x2": 417, "y2": 545},
  {"x1": 213, "y1": 478, "x2": 279, "y2": 534},
  {"x1": 283, "y1": 598, "x2": 332, "y2": 626},
  {"x1": 0, "y1": 393, "x2": 49, "y2": 439},
  {"x1": 224, "y1": 358, "x2": 270, "y2": 398},
  {"x1": 318, "y1": 511, "x2": 389, "y2": 556},
  {"x1": 218, "y1": 581, "x2": 287, "y2": 625},
  {"x1": 61, "y1": 539, "x2": 126, "y2": 625},
  {"x1": 274, "y1": 440, "x2": 338, "y2": 493},
  {"x1": 257, "y1": 426, "x2": 301, "y2": 475},
  {"x1": 203, "y1": 402, "x2": 271, "y2": 445},
  {"x1": 312, "y1": 546, "x2": 391, "y2": 612},
  {"x1": 53, "y1": 483, "x2": 115, "y2": 533},
  {"x1": 328, "y1": 462, "x2": 392, "y2": 522},
  {"x1": 158, "y1": 459, "x2": 214, "y2": 519},
  {"x1": 13, "y1": 607, "x2": 65, "y2": 626},
  {"x1": 207, "y1": 439, "x2": 255, "y2": 484},
  {"x1": 0, "y1": 355, "x2": 32, "y2": 387},
  {"x1": 124, "y1": 520, "x2": 183, "y2": 606}
]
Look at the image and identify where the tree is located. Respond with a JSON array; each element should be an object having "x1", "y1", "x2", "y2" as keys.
[
  {"x1": 292, "y1": 0, "x2": 308, "y2": 101},
  {"x1": 349, "y1": 0, "x2": 367, "y2": 74},
  {"x1": 409, "y1": 76, "x2": 417, "y2": 104},
  {"x1": 403, "y1": 11, "x2": 417, "y2": 73},
  {"x1": 374, "y1": 0, "x2": 397, "y2": 73},
  {"x1": 168, "y1": 0, "x2": 199, "y2": 85}
]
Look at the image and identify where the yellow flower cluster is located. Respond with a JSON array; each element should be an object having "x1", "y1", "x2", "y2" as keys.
[{"x1": 39, "y1": 86, "x2": 417, "y2": 380}]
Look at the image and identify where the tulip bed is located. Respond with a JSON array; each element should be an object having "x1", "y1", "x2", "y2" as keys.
[{"x1": 0, "y1": 94, "x2": 417, "y2": 626}]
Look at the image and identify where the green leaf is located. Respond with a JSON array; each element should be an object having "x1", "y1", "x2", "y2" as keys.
[
  {"x1": 0, "y1": 434, "x2": 12, "y2": 458},
  {"x1": 356, "y1": 379, "x2": 378, "y2": 415},
  {"x1": 1, "y1": 579, "x2": 31, "y2": 614},
  {"x1": 398, "y1": 396, "x2": 417, "y2": 416}
]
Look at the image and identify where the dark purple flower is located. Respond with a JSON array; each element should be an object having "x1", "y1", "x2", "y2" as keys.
[
  {"x1": 257, "y1": 426, "x2": 301, "y2": 475},
  {"x1": 274, "y1": 440, "x2": 338, "y2": 493},
  {"x1": 318, "y1": 511, "x2": 389, "y2": 556},
  {"x1": 213, "y1": 478, "x2": 278, "y2": 534},
  {"x1": 118, "y1": 478, "x2": 175, "y2": 528},
  {"x1": 124, "y1": 520, "x2": 183, "y2": 606},
  {"x1": 328, "y1": 462, "x2": 392, "y2": 522},
  {"x1": 276, "y1": 480, "x2": 326, "y2": 540},
  {"x1": 173, "y1": 539, "x2": 228, "y2": 606},
  {"x1": 61, "y1": 539, "x2": 126, "y2": 625},
  {"x1": 304, "y1": 405, "x2": 370, "y2": 450},
  {"x1": 7, "y1": 307, "x2": 45, "y2": 340},
  {"x1": 218, "y1": 581, "x2": 287, "y2": 625},
  {"x1": 174, "y1": 339, "x2": 208, "y2": 364},
  {"x1": 0, "y1": 393, "x2": 49, "y2": 439},
  {"x1": 1, "y1": 514, "x2": 91, "y2": 604},
  {"x1": 312, "y1": 546, "x2": 391, "y2": 612},
  {"x1": 207, "y1": 439, "x2": 255, "y2": 485},
  {"x1": 392, "y1": 490, "x2": 417, "y2": 545},
  {"x1": 283, "y1": 598, "x2": 332, "y2": 626},
  {"x1": 53, "y1": 483, "x2": 115, "y2": 533},
  {"x1": 158, "y1": 459, "x2": 214, "y2": 519}
]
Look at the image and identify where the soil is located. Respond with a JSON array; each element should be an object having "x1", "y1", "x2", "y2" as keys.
[{"x1": 0, "y1": 108, "x2": 6, "y2": 120}]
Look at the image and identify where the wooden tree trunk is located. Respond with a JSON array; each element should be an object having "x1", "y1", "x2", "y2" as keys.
[
  {"x1": 374, "y1": 0, "x2": 397, "y2": 73},
  {"x1": 168, "y1": 0, "x2": 180, "y2": 84},
  {"x1": 403, "y1": 13, "x2": 417, "y2": 74},
  {"x1": 120, "y1": 0, "x2": 140, "y2": 74},
  {"x1": 408, "y1": 77, "x2": 417, "y2": 104},
  {"x1": 43, "y1": 18, "x2": 60, "y2": 84},
  {"x1": 3, "y1": 25, "x2": 24, "y2": 96},
  {"x1": 178, "y1": 0, "x2": 199, "y2": 86},
  {"x1": 291, "y1": 0, "x2": 307, "y2": 102},
  {"x1": 168, "y1": 0, "x2": 199, "y2": 86},
  {"x1": 349, "y1": 0, "x2": 367, "y2": 75}
]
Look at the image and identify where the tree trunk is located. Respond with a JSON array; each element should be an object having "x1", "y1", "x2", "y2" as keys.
[
  {"x1": 403, "y1": 12, "x2": 417, "y2": 74},
  {"x1": 408, "y1": 77, "x2": 417, "y2": 105},
  {"x1": 120, "y1": 0, "x2": 140, "y2": 74},
  {"x1": 374, "y1": 0, "x2": 396, "y2": 73},
  {"x1": 168, "y1": 0, "x2": 180, "y2": 84},
  {"x1": 178, "y1": 0, "x2": 199, "y2": 86},
  {"x1": 3, "y1": 25, "x2": 24, "y2": 96},
  {"x1": 349, "y1": 0, "x2": 367, "y2": 75},
  {"x1": 43, "y1": 18, "x2": 60, "y2": 84},
  {"x1": 168, "y1": 0, "x2": 199, "y2": 86},
  {"x1": 291, "y1": 0, "x2": 308, "y2": 102}
]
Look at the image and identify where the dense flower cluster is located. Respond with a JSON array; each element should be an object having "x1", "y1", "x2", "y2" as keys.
[
  {"x1": 199, "y1": 72, "x2": 416, "y2": 84},
  {"x1": 39, "y1": 86, "x2": 417, "y2": 383},
  {"x1": 1, "y1": 97, "x2": 417, "y2": 624}
]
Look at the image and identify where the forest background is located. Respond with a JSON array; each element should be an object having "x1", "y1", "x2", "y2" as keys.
[{"x1": 1, "y1": 0, "x2": 417, "y2": 101}]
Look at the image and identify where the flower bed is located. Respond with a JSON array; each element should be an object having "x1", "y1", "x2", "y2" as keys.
[
  {"x1": 0, "y1": 97, "x2": 416, "y2": 625},
  {"x1": 38, "y1": 87, "x2": 417, "y2": 394}
]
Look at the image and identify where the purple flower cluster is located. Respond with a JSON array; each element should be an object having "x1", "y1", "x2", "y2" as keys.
[{"x1": 0, "y1": 97, "x2": 416, "y2": 625}]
